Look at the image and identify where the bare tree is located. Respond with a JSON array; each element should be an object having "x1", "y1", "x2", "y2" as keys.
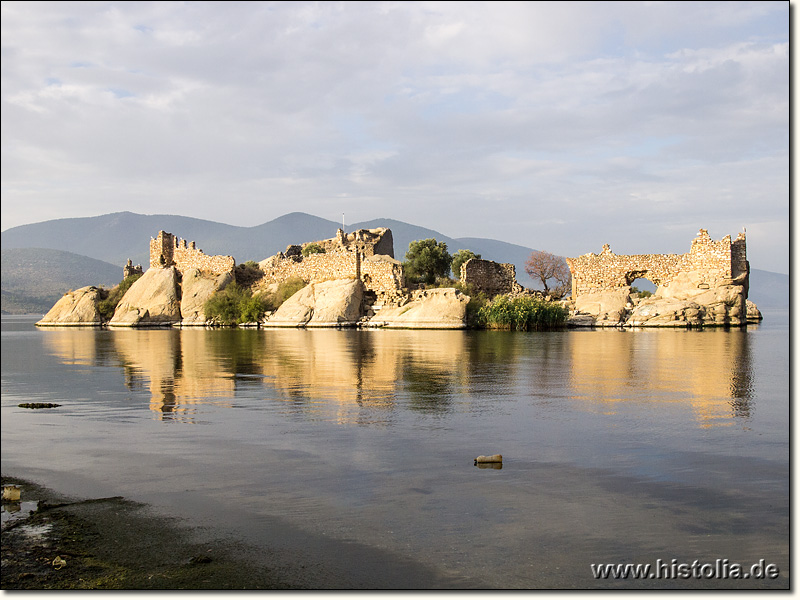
[{"x1": 524, "y1": 251, "x2": 571, "y2": 298}]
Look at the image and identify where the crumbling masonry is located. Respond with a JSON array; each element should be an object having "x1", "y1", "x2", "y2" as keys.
[
  {"x1": 566, "y1": 229, "x2": 748, "y2": 298},
  {"x1": 460, "y1": 259, "x2": 523, "y2": 297},
  {"x1": 150, "y1": 231, "x2": 236, "y2": 275}
]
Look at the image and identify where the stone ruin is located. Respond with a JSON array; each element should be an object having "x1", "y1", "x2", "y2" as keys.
[
  {"x1": 150, "y1": 231, "x2": 236, "y2": 275},
  {"x1": 257, "y1": 228, "x2": 404, "y2": 297},
  {"x1": 307, "y1": 227, "x2": 395, "y2": 258},
  {"x1": 123, "y1": 259, "x2": 143, "y2": 279},
  {"x1": 566, "y1": 229, "x2": 758, "y2": 327},
  {"x1": 460, "y1": 258, "x2": 523, "y2": 297}
]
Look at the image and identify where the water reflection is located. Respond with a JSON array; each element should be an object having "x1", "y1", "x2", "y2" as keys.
[
  {"x1": 40, "y1": 327, "x2": 754, "y2": 428},
  {"x1": 567, "y1": 329, "x2": 754, "y2": 428}
]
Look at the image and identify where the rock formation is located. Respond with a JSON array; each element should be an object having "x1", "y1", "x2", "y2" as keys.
[
  {"x1": 109, "y1": 266, "x2": 182, "y2": 327},
  {"x1": 265, "y1": 279, "x2": 365, "y2": 327},
  {"x1": 365, "y1": 288, "x2": 469, "y2": 329},
  {"x1": 36, "y1": 286, "x2": 106, "y2": 326},
  {"x1": 179, "y1": 268, "x2": 234, "y2": 326}
]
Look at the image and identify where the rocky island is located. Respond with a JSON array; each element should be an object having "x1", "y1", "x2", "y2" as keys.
[{"x1": 35, "y1": 227, "x2": 762, "y2": 329}]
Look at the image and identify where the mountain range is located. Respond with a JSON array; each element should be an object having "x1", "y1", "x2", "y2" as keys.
[{"x1": 1, "y1": 211, "x2": 789, "y2": 314}]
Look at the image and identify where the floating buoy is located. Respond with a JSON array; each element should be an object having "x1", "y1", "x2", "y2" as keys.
[{"x1": 474, "y1": 454, "x2": 503, "y2": 465}]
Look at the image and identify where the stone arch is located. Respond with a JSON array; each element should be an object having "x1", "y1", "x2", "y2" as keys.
[{"x1": 624, "y1": 270, "x2": 662, "y2": 287}]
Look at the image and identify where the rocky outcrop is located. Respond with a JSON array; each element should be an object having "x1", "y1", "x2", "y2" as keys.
[
  {"x1": 573, "y1": 287, "x2": 632, "y2": 326},
  {"x1": 366, "y1": 288, "x2": 469, "y2": 329},
  {"x1": 746, "y1": 299, "x2": 763, "y2": 323},
  {"x1": 568, "y1": 270, "x2": 761, "y2": 328},
  {"x1": 265, "y1": 279, "x2": 364, "y2": 327},
  {"x1": 36, "y1": 286, "x2": 106, "y2": 326},
  {"x1": 109, "y1": 267, "x2": 182, "y2": 327},
  {"x1": 180, "y1": 268, "x2": 234, "y2": 326}
]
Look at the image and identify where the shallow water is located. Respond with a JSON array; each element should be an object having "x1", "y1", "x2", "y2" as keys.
[{"x1": 1, "y1": 314, "x2": 789, "y2": 588}]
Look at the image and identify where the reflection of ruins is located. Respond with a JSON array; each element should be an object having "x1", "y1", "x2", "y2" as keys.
[
  {"x1": 41, "y1": 327, "x2": 753, "y2": 429},
  {"x1": 567, "y1": 329, "x2": 754, "y2": 428}
]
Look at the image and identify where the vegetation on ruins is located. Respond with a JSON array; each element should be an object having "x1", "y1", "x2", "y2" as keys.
[
  {"x1": 450, "y1": 249, "x2": 481, "y2": 281},
  {"x1": 476, "y1": 295, "x2": 569, "y2": 331},
  {"x1": 97, "y1": 273, "x2": 143, "y2": 320},
  {"x1": 403, "y1": 238, "x2": 452, "y2": 284},
  {"x1": 204, "y1": 283, "x2": 271, "y2": 326},
  {"x1": 524, "y1": 250, "x2": 571, "y2": 298},
  {"x1": 234, "y1": 261, "x2": 263, "y2": 287},
  {"x1": 271, "y1": 276, "x2": 307, "y2": 305},
  {"x1": 204, "y1": 276, "x2": 308, "y2": 326},
  {"x1": 301, "y1": 243, "x2": 326, "y2": 257}
]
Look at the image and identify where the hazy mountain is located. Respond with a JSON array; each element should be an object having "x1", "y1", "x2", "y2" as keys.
[
  {"x1": 1, "y1": 211, "x2": 788, "y2": 311},
  {"x1": 748, "y1": 268, "x2": 791, "y2": 309},
  {"x1": 1, "y1": 248, "x2": 122, "y2": 314}
]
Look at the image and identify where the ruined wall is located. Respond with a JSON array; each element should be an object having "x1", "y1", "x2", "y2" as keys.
[
  {"x1": 460, "y1": 258, "x2": 522, "y2": 297},
  {"x1": 259, "y1": 250, "x2": 403, "y2": 294},
  {"x1": 123, "y1": 259, "x2": 143, "y2": 279},
  {"x1": 361, "y1": 255, "x2": 405, "y2": 293},
  {"x1": 566, "y1": 229, "x2": 748, "y2": 297},
  {"x1": 149, "y1": 231, "x2": 235, "y2": 275},
  {"x1": 305, "y1": 228, "x2": 395, "y2": 258}
]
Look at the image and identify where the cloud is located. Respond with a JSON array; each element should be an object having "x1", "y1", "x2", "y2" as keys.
[{"x1": 0, "y1": 1, "x2": 789, "y2": 272}]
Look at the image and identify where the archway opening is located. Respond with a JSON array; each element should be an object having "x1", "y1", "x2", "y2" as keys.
[{"x1": 629, "y1": 277, "x2": 656, "y2": 299}]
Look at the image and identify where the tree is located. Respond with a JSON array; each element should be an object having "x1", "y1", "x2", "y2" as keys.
[
  {"x1": 451, "y1": 249, "x2": 481, "y2": 281},
  {"x1": 404, "y1": 239, "x2": 452, "y2": 284},
  {"x1": 524, "y1": 250, "x2": 571, "y2": 298}
]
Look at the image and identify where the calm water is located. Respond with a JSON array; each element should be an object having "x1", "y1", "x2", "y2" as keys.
[{"x1": 1, "y1": 314, "x2": 789, "y2": 589}]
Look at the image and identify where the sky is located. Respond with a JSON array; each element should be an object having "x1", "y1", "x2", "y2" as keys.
[{"x1": 0, "y1": 1, "x2": 789, "y2": 273}]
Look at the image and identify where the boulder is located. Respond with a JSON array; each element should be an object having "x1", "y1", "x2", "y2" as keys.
[
  {"x1": 109, "y1": 267, "x2": 182, "y2": 327},
  {"x1": 36, "y1": 286, "x2": 105, "y2": 326},
  {"x1": 180, "y1": 268, "x2": 234, "y2": 326},
  {"x1": 366, "y1": 288, "x2": 469, "y2": 329},
  {"x1": 265, "y1": 279, "x2": 364, "y2": 327},
  {"x1": 746, "y1": 299, "x2": 763, "y2": 323},
  {"x1": 573, "y1": 287, "x2": 631, "y2": 325},
  {"x1": 626, "y1": 298, "x2": 704, "y2": 327}
]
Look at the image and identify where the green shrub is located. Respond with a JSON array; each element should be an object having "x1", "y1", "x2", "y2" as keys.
[
  {"x1": 477, "y1": 295, "x2": 568, "y2": 330},
  {"x1": 451, "y1": 249, "x2": 481, "y2": 281},
  {"x1": 403, "y1": 239, "x2": 452, "y2": 284},
  {"x1": 97, "y1": 273, "x2": 142, "y2": 320},
  {"x1": 204, "y1": 283, "x2": 272, "y2": 326},
  {"x1": 445, "y1": 281, "x2": 486, "y2": 327},
  {"x1": 274, "y1": 276, "x2": 306, "y2": 305},
  {"x1": 301, "y1": 243, "x2": 326, "y2": 257}
]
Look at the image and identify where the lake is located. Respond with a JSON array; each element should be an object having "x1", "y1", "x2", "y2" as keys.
[{"x1": 0, "y1": 313, "x2": 789, "y2": 589}]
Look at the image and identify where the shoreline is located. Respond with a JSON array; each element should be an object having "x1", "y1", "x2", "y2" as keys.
[
  {"x1": 1, "y1": 475, "x2": 305, "y2": 590},
  {"x1": 1, "y1": 474, "x2": 475, "y2": 591}
]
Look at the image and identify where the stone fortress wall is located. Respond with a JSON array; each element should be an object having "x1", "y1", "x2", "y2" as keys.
[
  {"x1": 566, "y1": 229, "x2": 748, "y2": 298},
  {"x1": 258, "y1": 228, "x2": 404, "y2": 295},
  {"x1": 149, "y1": 231, "x2": 236, "y2": 275},
  {"x1": 460, "y1": 258, "x2": 523, "y2": 297},
  {"x1": 307, "y1": 227, "x2": 395, "y2": 258}
]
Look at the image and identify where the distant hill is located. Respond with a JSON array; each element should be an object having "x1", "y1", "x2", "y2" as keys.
[
  {"x1": 1, "y1": 248, "x2": 122, "y2": 314},
  {"x1": 1, "y1": 211, "x2": 788, "y2": 312},
  {"x1": 1, "y1": 211, "x2": 544, "y2": 285},
  {"x1": 748, "y1": 268, "x2": 791, "y2": 309}
]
